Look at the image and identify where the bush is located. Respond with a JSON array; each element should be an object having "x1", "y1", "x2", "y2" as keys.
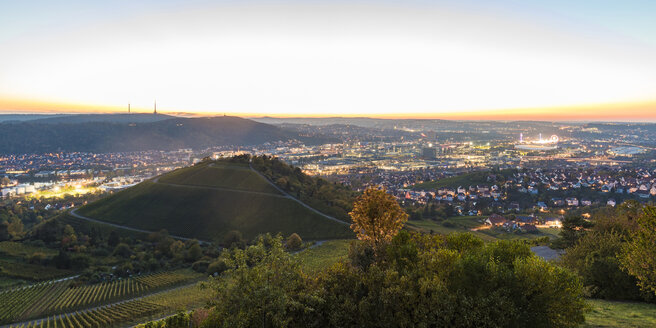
[
  {"x1": 28, "y1": 252, "x2": 47, "y2": 264},
  {"x1": 192, "y1": 260, "x2": 210, "y2": 273},
  {"x1": 222, "y1": 230, "x2": 244, "y2": 248},
  {"x1": 207, "y1": 259, "x2": 228, "y2": 276},
  {"x1": 285, "y1": 233, "x2": 303, "y2": 251},
  {"x1": 70, "y1": 254, "x2": 91, "y2": 270},
  {"x1": 561, "y1": 232, "x2": 643, "y2": 300},
  {"x1": 113, "y1": 243, "x2": 132, "y2": 258}
]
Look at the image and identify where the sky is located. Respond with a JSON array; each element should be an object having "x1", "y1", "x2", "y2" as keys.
[{"x1": 1, "y1": 0, "x2": 656, "y2": 121}]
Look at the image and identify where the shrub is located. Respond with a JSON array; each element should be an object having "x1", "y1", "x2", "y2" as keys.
[
  {"x1": 192, "y1": 260, "x2": 210, "y2": 273},
  {"x1": 207, "y1": 259, "x2": 228, "y2": 276},
  {"x1": 113, "y1": 243, "x2": 132, "y2": 258},
  {"x1": 285, "y1": 233, "x2": 303, "y2": 251},
  {"x1": 561, "y1": 232, "x2": 643, "y2": 300}
]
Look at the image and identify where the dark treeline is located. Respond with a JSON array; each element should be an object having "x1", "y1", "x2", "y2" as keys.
[{"x1": 0, "y1": 116, "x2": 333, "y2": 153}]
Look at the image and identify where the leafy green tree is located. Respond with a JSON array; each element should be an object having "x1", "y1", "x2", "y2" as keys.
[
  {"x1": 557, "y1": 215, "x2": 592, "y2": 248},
  {"x1": 113, "y1": 243, "x2": 132, "y2": 258},
  {"x1": 108, "y1": 230, "x2": 120, "y2": 247},
  {"x1": 349, "y1": 186, "x2": 408, "y2": 251},
  {"x1": 204, "y1": 232, "x2": 585, "y2": 328},
  {"x1": 315, "y1": 232, "x2": 585, "y2": 328},
  {"x1": 202, "y1": 234, "x2": 317, "y2": 328},
  {"x1": 186, "y1": 241, "x2": 203, "y2": 262},
  {"x1": 53, "y1": 250, "x2": 71, "y2": 269},
  {"x1": 621, "y1": 206, "x2": 656, "y2": 296},
  {"x1": 222, "y1": 230, "x2": 244, "y2": 248},
  {"x1": 561, "y1": 232, "x2": 643, "y2": 300}
]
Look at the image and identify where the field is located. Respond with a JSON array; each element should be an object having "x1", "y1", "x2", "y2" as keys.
[
  {"x1": 0, "y1": 259, "x2": 72, "y2": 281},
  {"x1": 77, "y1": 162, "x2": 352, "y2": 241},
  {"x1": 583, "y1": 299, "x2": 656, "y2": 328},
  {"x1": 141, "y1": 282, "x2": 213, "y2": 311},
  {"x1": 0, "y1": 242, "x2": 58, "y2": 259},
  {"x1": 296, "y1": 239, "x2": 352, "y2": 271},
  {"x1": 412, "y1": 171, "x2": 492, "y2": 190},
  {"x1": 406, "y1": 217, "x2": 560, "y2": 242},
  {"x1": 7, "y1": 299, "x2": 165, "y2": 328},
  {"x1": 0, "y1": 269, "x2": 200, "y2": 325}
]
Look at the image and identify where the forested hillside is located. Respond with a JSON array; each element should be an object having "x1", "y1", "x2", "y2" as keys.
[{"x1": 0, "y1": 116, "x2": 334, "y2": 153}]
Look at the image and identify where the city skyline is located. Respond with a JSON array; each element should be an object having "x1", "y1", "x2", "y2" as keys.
[{"x1": 1, "y1": 0, "x2": 656, "y2": 121}]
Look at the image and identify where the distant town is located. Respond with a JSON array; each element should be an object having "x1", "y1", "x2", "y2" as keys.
[{"x1": 3, "y1": 119, "x2": 655, "y2": 220}]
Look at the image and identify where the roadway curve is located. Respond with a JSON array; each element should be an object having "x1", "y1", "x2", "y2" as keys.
[
  {"x1": 247, "y1": 162, "x2": 350, "y2": 226},
  {"x1": 69, "y1": 208, "x2": 209, "y2": 244}
]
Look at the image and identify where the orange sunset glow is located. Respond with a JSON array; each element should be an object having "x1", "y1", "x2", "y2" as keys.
[{"x1": 2, "y1": 1, "x2": 656, "y2": 121}]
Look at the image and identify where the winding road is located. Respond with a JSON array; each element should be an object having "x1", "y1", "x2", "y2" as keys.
[{"x1": 69, "y1": 208, "x2": 210, "y2": 244}]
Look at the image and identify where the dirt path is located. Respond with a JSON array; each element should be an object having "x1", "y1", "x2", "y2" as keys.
[
  {"x1": 248, "y1": 162, "x2": 350, "y2": 226},
  {"x1": 69, "y1": 208, "x2": 210, "y2": 244}
]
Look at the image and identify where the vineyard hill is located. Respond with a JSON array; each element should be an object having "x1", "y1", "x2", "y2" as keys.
[{"x1": 76, "y1": 160, "x2": 353, "y2": 241}]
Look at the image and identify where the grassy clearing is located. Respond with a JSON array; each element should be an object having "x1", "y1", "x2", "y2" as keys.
[
  {"x1": 412, "y1": 171, "x2": 491, "y2": 190},
  {"x1": 296, "y1": 239, "x2": 353, "y2": 272},
  {"x1": 142, "y1": 282, "x2": 213, "y2": 311},
  {"x1": 406, "y1": 218, "x2": 559, "y2": 242},
  {"x1": 0, "y1": 259, "x2": 72, "y2": 281},
  {"x1": 583, "y1": 299, "x2": 656, "y2": 328},
  {"x1": 79, "y1": 179, "x2": 352, "y2": 241},
  {"x1": 0, "y1": 241, "x2": 58, "y2": 259},
  {"x1": 406, "y1": 219, "x2": 498, "y2": 242},
  {"x1": 159, "y1": 163, "x2": 282, "y2": 195}
]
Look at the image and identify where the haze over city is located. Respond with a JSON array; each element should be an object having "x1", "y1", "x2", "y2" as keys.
[
  {"x1": 1, "y1": 0, "x2": 656, "y2": 121},
  {"x1": 3, "y1": 1, "x2": 656, "y2": 327}
]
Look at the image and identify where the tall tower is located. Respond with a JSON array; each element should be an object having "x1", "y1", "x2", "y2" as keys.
[
  {"x1": 154, "y1": 100, "x2": 157, "y2": 114},
  {"x1": 128, "y1": 102, "x2": 130, "y2": 113},
  {"x1": 520, "y1": 133, "x2": 523, "y2": 143}
]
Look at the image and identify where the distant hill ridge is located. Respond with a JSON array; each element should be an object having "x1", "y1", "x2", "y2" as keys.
[{"x1": 0, "y1": 115, "x2": 334, "y2": 153}]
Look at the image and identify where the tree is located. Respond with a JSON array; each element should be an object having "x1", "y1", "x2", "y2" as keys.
[
  {"x1": 556, "y1": 215, "x2": 592, "y2": 248},
  {"x1": 621, "y1": 206, "x2": 656, "y2": 295},
  {"x1": 223, "y1": 230, "x2": 244, "y2": 248},
  {"x1": 202, "y1": 231, "x2": 585, "y2": 328},
  {"x1": 285, "y1": 233, "x2": 302, "y2": 251},
  {"x1": 113, "y1": 243, "x2": 132, "y2": 258},
  {"x1": 203, "y1": 234, "x2": 317, "y2": 328},
  {"x1": 349, "y1": 186, "x2": 408, "y2": 250},
  {"x1": 0, "y1": 176, "x2": 10, "y2": 186},
  {"x1": 108, "y1": 230, "x2": 120, "y2": 247},
  {"x1": 186, "y1": 241, "x2": 203, "y2": 262},
  {"x1": 562, "y1": 232, "x2": 643, "y2": 300}
]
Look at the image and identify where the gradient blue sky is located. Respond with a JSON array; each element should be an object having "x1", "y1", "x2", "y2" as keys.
[{"x1": 1, "y1": 0, "x2": 655, "y2": 119}]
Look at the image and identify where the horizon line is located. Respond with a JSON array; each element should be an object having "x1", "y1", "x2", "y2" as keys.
[{"x1": 2, "y1": 111, "x2": 656, "y2": 124}]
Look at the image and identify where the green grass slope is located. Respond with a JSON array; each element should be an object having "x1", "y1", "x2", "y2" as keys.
[
  {"x1": 413, "y1": 171, "x2": 491, "y2": 190},
  {"x1": 584, "y1": 299, "x2": 656, "y2": 328},
  {"x1": 77, "y1": 162, "x2": 352, "y2": 241},
  {"x1": 158, "y1": 162, "x2": 282, "y2": 194}
]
